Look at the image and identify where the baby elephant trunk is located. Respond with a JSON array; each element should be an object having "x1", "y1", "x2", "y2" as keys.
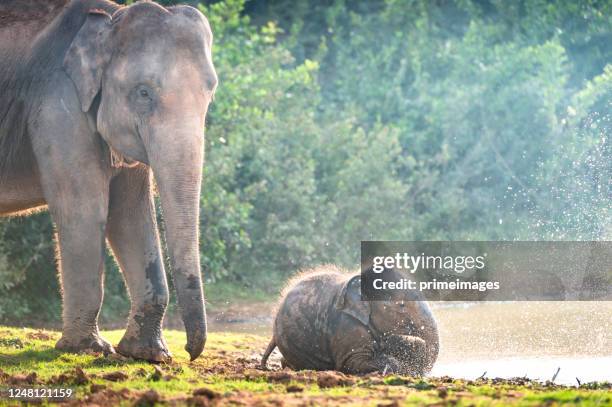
[
  {"x1": 408, "y1": 302, "x2": 439, "y2": 373},
  {"x1": 383, "y1": 334, "x2": 429, "y2": 376}
]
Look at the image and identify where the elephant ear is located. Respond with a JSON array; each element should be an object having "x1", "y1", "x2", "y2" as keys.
[
  {"x1": 170, "y1": 5, "x2": 212, "y2": 36},
  {"x1": 63, "y1": 9, "x2": 112, "y2": 112},
  {"x1": 334, "y1": 275, "x2": 371, "y2": 326}
]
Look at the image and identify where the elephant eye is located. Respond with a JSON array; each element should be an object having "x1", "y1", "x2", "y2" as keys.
[
  {"x1": 135, "y1": 85, "x2": 154, "y2": 101},
  {"x1": 130, "y1": 84, "x2": 156, "y2": 114}
]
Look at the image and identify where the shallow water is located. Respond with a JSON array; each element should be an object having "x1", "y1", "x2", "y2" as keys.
[
  {"x1": 431, "y1": 356, "x2": 612, "y2": 386},
  {"x1": 209, "y1": 301, "x2": 612, "y2": 384},
  {"x1": 431, "y1": 302, "x2": 612, "y2": 385}
]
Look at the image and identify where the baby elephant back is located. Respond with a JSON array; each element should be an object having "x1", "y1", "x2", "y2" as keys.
[{"x1": 274, "y1": 273, "x2": 343, "y2": 370}]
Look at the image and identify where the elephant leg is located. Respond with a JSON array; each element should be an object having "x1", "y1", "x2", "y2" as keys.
[
  {"x1": 53, "y1": 222, "x2": 112, "y2": 354},
  {"x1": 46, "y1": 163, "x2": 112, "y2": 354},
  {"x1": 28, "y1": 79, "x2": 114, "y2": 354},
  {"x1": 339, "y1": 351, "x2": 384, "y2": 375},
  {"x1": 106, "y1": 167, "x2": 171, "y2": 362}
]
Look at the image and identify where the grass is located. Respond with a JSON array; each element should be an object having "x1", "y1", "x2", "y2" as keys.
[
  {"x1": 0, "y1": 326, "x2": 610, "y2": 406},
  {"x1": 204, "y1": 280, "x2": 276, "y2": 311}
]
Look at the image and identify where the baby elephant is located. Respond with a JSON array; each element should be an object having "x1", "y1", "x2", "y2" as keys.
[{"x1": 261, "y1": 266, "x2": 439, "y2": 375}]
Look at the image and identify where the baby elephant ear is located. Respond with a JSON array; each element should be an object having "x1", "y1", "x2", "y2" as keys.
[
  {"x1": 335, "y1": 275, "x2": 371, "y2": 326},
  {"x1": 63, "y1": 10, "x2": 112, "y2": 112}
]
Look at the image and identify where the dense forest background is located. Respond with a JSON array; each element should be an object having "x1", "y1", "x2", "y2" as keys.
[{"x1": 0, "y1": 0, "x2": 610, "y2": 323}]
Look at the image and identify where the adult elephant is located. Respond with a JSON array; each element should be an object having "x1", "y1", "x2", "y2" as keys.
[{"x1": 0, "y1": 0, "x2": 217, "y2": 362}]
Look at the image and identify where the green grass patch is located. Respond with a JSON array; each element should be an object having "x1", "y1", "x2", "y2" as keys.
[
  {"x1": 0, "y1": 326, "x2": 609, "y2": 406},
  {"x1": 204, "y1": 280, "x2": 277, "y2": 309}
]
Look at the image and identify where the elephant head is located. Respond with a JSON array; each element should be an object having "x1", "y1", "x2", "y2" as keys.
[
  {"x1": 336, "y1": 274, "x2": 440, "y2": 373},
  {"x1": 63, "y1": 2, "x2": 217, "y2": 360},
  {"x1": 369, "y1": 294, "x2": 440, "y2": 373}
]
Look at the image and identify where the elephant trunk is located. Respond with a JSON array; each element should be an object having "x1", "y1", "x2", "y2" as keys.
[
  {"x1": 411, "y1": 302, "x2": 439, "y2": 373},
  {"x1": 147, "y1": 124, "x2": 206, "y2": 361}
]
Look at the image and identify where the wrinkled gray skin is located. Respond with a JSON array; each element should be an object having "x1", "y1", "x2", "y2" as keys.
[
  {"x1": 261, "y1": 267, "x2": 439, "y2": 375},
  {"x1": 0, "y1": 0, "x2": 217, "y2": 361}
]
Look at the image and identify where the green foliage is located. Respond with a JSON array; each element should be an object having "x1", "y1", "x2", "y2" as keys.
[
  {"x1": 0, "y1": 214, "x2": 57, "y2": 321},
  {"x1": 316, "y1": 0, "x2": 609, "y2": 241},
  {"x1": 0, "y1": 0, "x2": 609, "y2": 322}
]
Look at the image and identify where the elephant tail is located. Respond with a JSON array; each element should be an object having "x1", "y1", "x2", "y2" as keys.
[{"x1": 260, "y1": 337, "x2": 277, "y2": 369}]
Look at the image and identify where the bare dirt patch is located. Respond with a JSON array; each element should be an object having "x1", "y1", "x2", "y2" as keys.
[
  {"x1": 49, "y1": 367, "x2": 90, "y2": 385},
  {"x1": 4, "y1": 371, "x2": 38, "y2": 385},
  {"x1": 25, "y1": 330, "x2": 54, "y2": 341},
  {"x1": 101, "y1": 371, "x2": 129, "y2": 382}
]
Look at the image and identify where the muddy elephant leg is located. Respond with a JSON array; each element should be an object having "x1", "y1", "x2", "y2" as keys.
[
  {"x1": 348, "y1": 354, "x2": 405, "y2": 375},
  {"x1": 53, "y1": 213, "x2": 112, "y2": 354},
  {"x1": 106, "y1": 167, "x2": 171, "y2": 362},
  {"x1": 44, "y1": 162, "x2": 112, "y2": 354},
  {"x1": 339, "y1": 348, "x2": 403, "y2": 375}
]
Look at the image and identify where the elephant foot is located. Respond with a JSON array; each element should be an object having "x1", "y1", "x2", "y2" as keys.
[
  {"x1": 56, "y1": 333, "x2": 115, "y2": 355},
  {"x1": 117, "y1": 334, "x2": 171, "y2": 363}
]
